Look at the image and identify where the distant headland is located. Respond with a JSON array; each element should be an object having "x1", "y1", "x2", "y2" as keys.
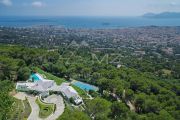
[{"x1": 142, "y1": 12, "x2": 180, "y2": 18}]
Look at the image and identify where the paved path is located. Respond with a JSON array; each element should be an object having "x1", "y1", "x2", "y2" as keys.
[
  {"x1": 27, "y1": 96, "x2": 42, "y2": 120},
  {"x1": 14, "y1": 92, "x2": 65, "y2": 120},
  {"x1": 44, "y1": 95, "x2": 65, "y2": 120}
]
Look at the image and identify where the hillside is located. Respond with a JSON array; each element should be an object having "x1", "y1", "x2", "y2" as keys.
[
  {"x1": 143, "y1": 12, "x2": 180, "y2": 18},
  {"x1": 0, "y1": 44, "x2": 180, "y2": 120}
]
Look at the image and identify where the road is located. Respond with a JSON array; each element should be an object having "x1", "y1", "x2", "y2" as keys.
[
  {"x1": 44, "y1": 95, "x2": 65, "y2": 120},
  {"x1": 27, "y1": 94, "x2": 65, "y2": 120},
  {"x1": 27, "y1": 96, "x2": 42, "y2": 120}
]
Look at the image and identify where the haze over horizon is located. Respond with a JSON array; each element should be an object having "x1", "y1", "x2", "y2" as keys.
[{"x1": 0, "y1": 0, "x2": 180, "y2": 16}]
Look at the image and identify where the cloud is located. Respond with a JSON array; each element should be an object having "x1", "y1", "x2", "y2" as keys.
[
  {"x1": 32, "y1": 1, "x2": 44, "y2": 8},
  {"x1": 0, "y1": 0, "x2": 12, "y2": 6},
  {"x1": 169, "y1": 2, "x2": 180, "y2": 7},
  {"x1": 170, "y1": 2, "x2": 177, "y2": 6}
]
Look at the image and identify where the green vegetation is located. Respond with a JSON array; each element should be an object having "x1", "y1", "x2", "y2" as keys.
[
  {"x1": 0, "y1": 80, "x2": 14, "y2": 120},
  {"x1": 0, "y1": 80, "x2": 31, "y2": 120},
  {"x1": 88, "y1": 90, "x2": 99, "y2": 98},
  {"x1": 36, "y1": 97, "x2": 55, "y2": 118},
  {"x1": 23, "y1": 98, "x2": 32, "y2": 119},
  {"x1": 7, "y1": 98, "x2": 31, "y2": 120},
  {"x1": 110, "y1": 101, "x2": 129, "y2": 120},
  {"x1": 58, "y1": 107, "x2": 90, "y2": 120},
  {"x1": 85, "y1": 97, "x2": 111, "y2": 119},
  {"x1": 0, "y1": 44, "x2": 180, "y2": 120},
  {"x1": 36, "y1": 67, "x2": 65, "y2": 85},
  {"x1": 71, "y1": 85, "x2": 88, "y2": 98}
]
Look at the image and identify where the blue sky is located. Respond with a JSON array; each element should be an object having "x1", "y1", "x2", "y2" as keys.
[{"x1": 0, "y1": 0, "x2": 180, "y2": 16}]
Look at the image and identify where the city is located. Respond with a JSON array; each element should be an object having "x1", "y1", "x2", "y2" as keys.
[{"x1": 0, "y1": 0, "x2": 180, "y2": 120}]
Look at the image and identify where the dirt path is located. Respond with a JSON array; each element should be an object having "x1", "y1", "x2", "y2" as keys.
[
  {"x1": 123, "y1": 90, "x2": 136, "y2": 111},
  {"x1": 13, "y1": 92, "x2": 27, "y2": 100},
  {"x1": 126, "y1": 100, "x2": 135, "y2": 111}
]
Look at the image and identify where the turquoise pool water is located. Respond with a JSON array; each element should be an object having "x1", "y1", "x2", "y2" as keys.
[
  {"x1": 73, "y1": 81, "x2": 98, "y2": 91},
  {"x1": 29, "y1": 74, "x2": 40, "y2": 82}
]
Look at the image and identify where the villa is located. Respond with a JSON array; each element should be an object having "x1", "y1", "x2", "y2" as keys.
[
  {"x1": 16, "y1": 72, "x2": 83, "y2": 105},
  {"x1": 60, "y1": 83, "x2": 83, "y2": 105},
  {"x1": 16, "y1": 73, "x2": 55, "y2": 93}
]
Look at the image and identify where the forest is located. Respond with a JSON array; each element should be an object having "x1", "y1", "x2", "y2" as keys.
[{"x1": 0, "y1": 44, "x2": 180, "y2": 120}]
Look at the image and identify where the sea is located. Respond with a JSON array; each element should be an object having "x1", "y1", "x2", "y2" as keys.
[{"x1": 0, "y1": 16, "x2": 180, "y2": 29}]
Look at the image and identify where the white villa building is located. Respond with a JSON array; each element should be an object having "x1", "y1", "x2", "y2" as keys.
[
  {"x1": 16, "y1": 73, "x2": 83, "y2": 105},
  {"x1": 16, "y1": 73, "x2": 55, "y2": 93},
  {"x1": 59, "y1": 83, "x2": 83, "y2": 105}
]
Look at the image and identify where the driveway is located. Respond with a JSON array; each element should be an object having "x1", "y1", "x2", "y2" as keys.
[
  {"x1": 14, "y1": 92, "x2": 65, "y2": 120},
  {"x1": 44, "y1": 95, "x2": 65, "y2": 120},
  {"x1": 27, "y1": 96, "x2": 42, "y2": 120}
]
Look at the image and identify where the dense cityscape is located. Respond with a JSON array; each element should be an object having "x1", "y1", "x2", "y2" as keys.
[{"x1": 0, "y1": 25, "x2": 180, "y2": 120}]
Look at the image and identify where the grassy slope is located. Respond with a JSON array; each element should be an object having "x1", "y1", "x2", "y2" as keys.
[
  {"x1": 7, "y1": 98, "x2": 31, "y2": 120},
  {"x1": 23, "y1": 98, "x2": 32, "y2": 119},
  {"x1": 71, "y1": 85, "x2": 88, "y2": 98},
  {"x1": 36, "y1": 97, "x2": 55, "y2": 118}
]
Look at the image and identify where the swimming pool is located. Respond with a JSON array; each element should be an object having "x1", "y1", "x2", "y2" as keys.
[
  {"x1": 72, "y1": 81, "x2": 98, "y2": 91},
  {"x1": 29, "y1": 73, "x2": 40, "y2": 82}
]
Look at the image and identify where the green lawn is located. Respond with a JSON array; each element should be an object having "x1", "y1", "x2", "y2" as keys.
[
  {"x1": 23, "y1": 98, "x2": 32, "y2": 119},
  {"x1": 36, "y1": 97, "x2": 55, "y2": 118},
  {"x1": 7, "y1": 98, "x2": 31, "y2": 120},
  {"x1": 162, "y1": 69, "x2": 172, "y2": 75},
  {"x1": 36, "y1": 68, "x2": 66, "y2": 85}
]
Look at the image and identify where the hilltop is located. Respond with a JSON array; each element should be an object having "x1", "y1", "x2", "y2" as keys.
[{"x1": 143, "y1": 12, "x2": 180, "y2": 18}]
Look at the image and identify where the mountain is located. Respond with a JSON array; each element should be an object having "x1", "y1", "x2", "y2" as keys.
[{"x1": 142, "y1": 12, "x2": 180, "y2": 18}]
